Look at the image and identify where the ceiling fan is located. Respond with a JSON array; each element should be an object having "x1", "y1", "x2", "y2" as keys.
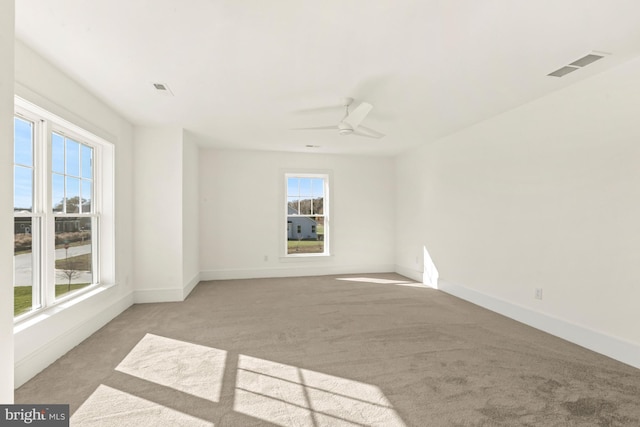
[{"x1": 294, "y1": 98, "x2": 385, "y2": 139}]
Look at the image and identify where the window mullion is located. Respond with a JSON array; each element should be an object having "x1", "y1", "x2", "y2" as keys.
[
  {"x1": 41, "y1": 120, "x2": 56, "y2": 306},
  {"x1": 30, "y1": 215, "x2": 42, "y2": 311},
  {"x1": 93, "y1": 215, "x2": 99, "y2": 284},
  {"x1": 33, "y1": 118, "x2": 46, "y2": 309}
]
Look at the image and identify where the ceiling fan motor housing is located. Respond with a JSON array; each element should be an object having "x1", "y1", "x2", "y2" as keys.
[{"x1": 338, "y1": 122, "x2": 354, "y2": 135}]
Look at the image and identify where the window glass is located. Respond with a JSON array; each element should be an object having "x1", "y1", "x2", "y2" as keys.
[
  {"x1": 52, "y1": 137, "x2": 94, "y2": 214},
  {"x1": 14, "y1": 166, "x2": 33, "y2": 212},
  {"x1": 287, "y1": 197, "x2": 299, "y2": 213},
  {"x1": 286, "y1": 178, "x2": 298, "y2": 196},
  {"x1": 14, "y1": 217, "x2": 36, "y2": 317},
  {"x1": 81, "y1": 144, "x2": 93, "y2": 179},
  {"x1": 14, "y1": 117, "x2": 33, "y2": 166},
  {"x1": 65, "y1": 177, "x2": 81, "y2": 213},
  {"x1": 299, "y1": 178, "x2": 312, "y2": 197},
  {"x1": 66, "y1": 139, "x2": 80, "y2": 177},
  {"x1": 82, "y1": 180, "x2": 92, "y2": 212},
  {"x1": 52, "y1": 133, "x2": 65, "y2": 173},
  {"x1": 52, "y1": 174, "x2": 65, "y2": 213},
  {"x1": 54, "y1": 217, "x2": 93, "y2": 298}
]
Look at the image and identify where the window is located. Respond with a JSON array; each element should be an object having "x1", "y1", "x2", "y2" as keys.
[
  {"x1": 13, "y1": 97, "x2": 114, "y2": 320},
  {"x1": 51, "y1": 132, "x2": 97, "y2": 297},
  {"x1": 285, "y1": 173, "x2": 329, "y2": 256}
]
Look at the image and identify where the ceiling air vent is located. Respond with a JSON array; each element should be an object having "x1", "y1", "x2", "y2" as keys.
[
  {"x1": 152, "y1": 82, "x2": 174, "y2": 96},
  {"x1": 547, "y1": 52, "x2": 608, "y2": 78},
  {"x1": 569, "y1": 54, "x2": 604, "y2": 67},
  {"x1": 548, "y1": 66, "x2": 579, "y2": 78}
]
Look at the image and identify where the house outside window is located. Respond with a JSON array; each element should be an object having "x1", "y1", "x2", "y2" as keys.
[
  {"x1": 13, "y1": 97, "x2": 114, "y2": 320},
  {"x1": 285, "y1": 173, "x2": 329, "y2": 256}
]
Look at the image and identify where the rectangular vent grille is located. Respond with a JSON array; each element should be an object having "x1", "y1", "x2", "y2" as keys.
[
  {"x1": 547, "y1": 52, "x2": 608, "y2": 78},
  {"x1": 570, "y1": 54, "x2": 604, "y2": 67},
  {"x1": 152, "y1": 82, "x2": 174, "y2": 96},
  {"x1": 548, "y1": 66, "x2": 579, "y2": 77}
]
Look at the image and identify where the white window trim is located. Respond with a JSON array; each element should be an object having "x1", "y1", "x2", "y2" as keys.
[
  {"x1": 282, "y1": 171, "x2": 331, "y2": 258},
  {"x1": 14, "y1": 96, "x2": 115, "y2": 323}
]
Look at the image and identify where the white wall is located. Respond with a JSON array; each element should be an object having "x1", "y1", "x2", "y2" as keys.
[
  {"x1": 133, "y1": 127, "x2": 200, "y2": 301},
  {"x1": 132, "y1": 127, "x2": 184, "y2": 301},
  {"x1": 199, "y1": 149, "x2": 395, "y2": 279},
  {"x1": 13, "y1": 40, "x2": 135, "y2": 387},
  {"x1": 0, "y1": 0, "x2": 15, "y2": 403},
  {"x1": 396, "y1": 56, "x2": 640, "y2": 368},
  {"x1": 182, "y1": 131, "x2": 200, "y2": 297}
]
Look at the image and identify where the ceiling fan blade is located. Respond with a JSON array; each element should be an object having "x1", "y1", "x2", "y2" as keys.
[
  {"x1": 352, "y1": 131, "x2": 377, "y2": 139},
  {"x1": 355, "y1": 125, "x2": 385, "y2": 139},
  {"x1": 343, "y1": 102, "x2": 373, "y2": 129},
  {"x1": 292, "y1": 105, "x2": 343, "y2": 114},
  {"x1": 291, "y1": 125, "x2": 336, "y2": 131}
]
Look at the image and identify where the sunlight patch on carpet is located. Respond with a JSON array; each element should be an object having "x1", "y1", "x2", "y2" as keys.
[
  {"x1": 235, "y1": 355, "x2": 406, "y2": 426},
  {"x1": 71, "y1": 384, "x2": 214, "y2": 426},
  {"x1": 116, "y1": 333, "x2": 226, "y2": 402}
]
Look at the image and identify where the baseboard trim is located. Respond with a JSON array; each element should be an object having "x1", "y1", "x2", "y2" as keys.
[
  {"x1": 133, "y1": 288, "x2": 184, "y2": 304},
  {"x1": 14, "y1": 290, "x2": 134, "y2": 388},
  {"x1": 183, "y1": 272, "x2": 201, "y2": 299},
  {"x1": 394, "y1": 264, "x2": 424, "y2": 284},
  {"x1": 438, "y1": 280, "x2": 640, "y2": 370},
  {"x1": 200, "y1": 264, "x2": 396, "y2": 281}
]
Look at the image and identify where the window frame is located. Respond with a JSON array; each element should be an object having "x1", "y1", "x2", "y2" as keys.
[
  {"x1": 13, "y1": 111, "x2": 43, "y2": 314},
  {"x1": 13, "y1": 96, "x2": 115, "y2": 322},
  {"x1": 283, "y1": 172, "x2": 330, "y2": 258}
]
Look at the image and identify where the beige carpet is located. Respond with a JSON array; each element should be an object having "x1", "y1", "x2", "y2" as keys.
[{"x1": 15, "y1": 273, "x2": 640, "y2": 426}]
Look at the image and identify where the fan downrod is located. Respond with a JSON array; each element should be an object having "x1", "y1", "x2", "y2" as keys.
[{"x1": 340, "y1": 97, "x2": 354, "y2": 107}]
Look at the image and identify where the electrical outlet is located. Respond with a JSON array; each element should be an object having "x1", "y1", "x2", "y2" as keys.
[
  {"x1": 535, "y1": 288, "x2": 543, "y2": 300},
  {"x1": 264, "y1": 255, "x2": 269, "y2": 262}
]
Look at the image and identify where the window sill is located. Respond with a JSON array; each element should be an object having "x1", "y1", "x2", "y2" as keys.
[
  {"x1": 279, "y1": 253, "x2": 333, "y2": 262},
  {"x1": 14, "y1": 283, "x2": 115, "y2": 333}
]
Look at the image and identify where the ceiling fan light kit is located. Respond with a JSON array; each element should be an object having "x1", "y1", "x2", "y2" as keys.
[{"x1": 338, "y1": 122, "x2": 353, "y2": 136}]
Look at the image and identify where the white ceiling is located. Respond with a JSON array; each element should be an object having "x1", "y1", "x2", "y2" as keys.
[{"x1": 14, "y1": 1, "x2": 640, "y2": 156}]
